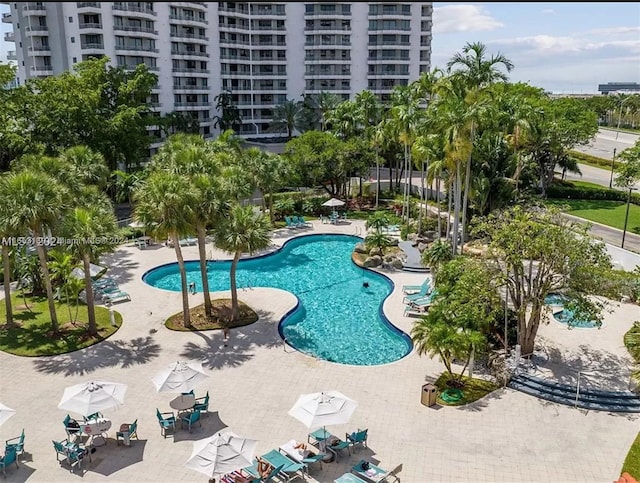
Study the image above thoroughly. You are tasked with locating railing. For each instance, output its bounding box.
[114,26,157,34]
[116,45,158,52]
[77,2,100,8]
[172,68,209,73]
[170,32,208,41]
[81,43,105,49]
[171,50,209,57]
[79,23,102,29]
[24,4,46,12]
[169,14,207,24]
[112,5,156,16]
[173,85,209,90]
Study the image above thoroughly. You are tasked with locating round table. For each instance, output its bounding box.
[80,418,112,447]
[169,394,196,411]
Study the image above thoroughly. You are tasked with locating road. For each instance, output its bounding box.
[572,127,639,160]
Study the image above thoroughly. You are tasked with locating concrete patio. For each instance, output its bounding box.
[0,219,638,482]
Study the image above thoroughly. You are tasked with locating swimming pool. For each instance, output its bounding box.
[544,293,600,329]
[142,234,412,365]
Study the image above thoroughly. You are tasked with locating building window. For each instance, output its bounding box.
[73,56,77,63]
[71,36,75,43]
[69,16,73,22]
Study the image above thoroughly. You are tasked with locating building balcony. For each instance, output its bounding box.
[218,24,250,32]
[24,26,47,35]
[81,42,104,50]
[23,4,47,14]
[112,4,156,17]
[252,25,285,31]
[304,25,351,32]
[77,2,101,8]
[4,31,15,41]
[369,41,411,47]
[171,50,209,57]
[367,56,410,63]
[115,45,159,53]
[27,45,51,55]
[305,41,351,47]
[170,32,208,42]
[119,63,159,71]
[79,22,103,29]
[168,14,207,25]
[172,67,210,74]
[173,85,209,91]
[250,71,287,78]
[218,6,250,15]
[174,101,210,108]
[220,39,250,46]
[114,25,157,35]
[7,50,16,60]
[2,12,12,23]
[30,66,53,76]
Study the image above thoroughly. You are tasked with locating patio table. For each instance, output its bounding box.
[170,394,196,411]
[351,460,388,483]
[79,418,111,447]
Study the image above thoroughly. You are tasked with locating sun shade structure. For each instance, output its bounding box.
[288,390,358,430]
[70,263,107,281]
[185,430,257,478]
[57,381,127,417]
[0,402,16,427]
[322,198,346,208]
[152,361,210,393]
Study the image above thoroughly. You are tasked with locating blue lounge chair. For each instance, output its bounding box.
[180,409,201,432]
[260,449,306,481]
[334,473,368,483]
[295,216,313,228]
[284,216,299,229]
[5,429,25,460]
[402,278,431,295]
[308,428,350,460]
[193,391,210,416]
[346,429,368,452]
[156,408,176,438]
[403,283,433,304]
[238,461,285,483]
[0,446,18,477]
[410,290,438,306]
[53,439,90,471]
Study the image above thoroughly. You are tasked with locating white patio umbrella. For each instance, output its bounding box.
[58,381,127,417]
[185,430,257,479]
[322,198,346,214]
[288,390,358,431]
[0,402,16,427]
[152,361,210,393]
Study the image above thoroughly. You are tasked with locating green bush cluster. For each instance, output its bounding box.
[568,150,621,170]
[547,182,640,206]
[267,192,331,220]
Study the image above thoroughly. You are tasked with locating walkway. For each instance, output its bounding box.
[0,220,638,482]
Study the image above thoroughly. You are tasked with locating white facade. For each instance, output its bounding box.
[2,1,432,139]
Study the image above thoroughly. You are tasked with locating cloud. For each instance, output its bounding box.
[587,26,640,36]
[541,8,555,14]
[433,5,503,34]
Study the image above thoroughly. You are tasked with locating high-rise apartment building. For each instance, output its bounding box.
[2,2,432,140]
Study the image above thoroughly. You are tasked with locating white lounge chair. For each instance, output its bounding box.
[103,291,131,304]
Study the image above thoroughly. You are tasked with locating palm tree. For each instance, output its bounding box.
[135,172,197,327]
[6,170,64,332]
[244,148,287,223]
[269,99,305,140]
[47,250,80,326]
[0,175,15,328]
[213,204,271,322]
[308,91,341,131]
[60,145,110,189]
[327,101,360,140]
[63,202,118,336]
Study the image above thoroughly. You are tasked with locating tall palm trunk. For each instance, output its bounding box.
[418,160,425,234]
[268,189,275,223]
[460,123,475,254]
[230,251,241,321]
[172,232,191,328]
[83,254,97,336]
[2,246,13,328]
[33,226,58,332]
[436,177,442,238]
[196,224,212,317]
[451,160,462,256]
[446,178,452,242]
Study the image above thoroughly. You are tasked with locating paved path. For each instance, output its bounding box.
[0,221,638,482]
[563,213,640,256]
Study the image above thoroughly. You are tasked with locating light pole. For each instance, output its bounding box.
[622,187,638,249]
[609,148,617,189]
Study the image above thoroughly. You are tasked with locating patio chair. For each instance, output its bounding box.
[156,408,176,438]
[193,391,210,416]
[308,428,350,459]
[0,446,18,477]
[63,414,82,441]
[84,412,103,422]
[116,419,138,446]
[380,463,403,483]
[5,429,25,460]
[260,449,306,482]
[345,429,368,452]
[181,389,194,396]
[103,291,131,304]
[237,460,285,483]
[408,290,438,307]
[402,278,431,295]
[402,283,432,304]
[180,409,201,432]
[334,473,368,483]
[284,216,299,229]
[295,216,313,228]
[53,439,89,472]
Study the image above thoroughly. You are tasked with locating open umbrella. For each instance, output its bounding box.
[288,390,358,431]
[322,198,345,214]
[58,381,127,417]
[185,430,257,479]
[0,402,16,427]
[152,361,209,393]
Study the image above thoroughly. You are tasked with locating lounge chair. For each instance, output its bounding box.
[236,460,285,483]
[334,474,368,483]
[103,291,131,304]
[260,449,306,482]
[402,281,432,304]
[409,290,438,306]
[156,408,176,438]
[345,429,368,452]
[5,429,25,461]
[402,278,431,295]
[295,216,313,228]
[380,463,403,483]
[279,440,325,472]
[404,301,430,317]
[284,216,299,229]
[308,428,350,460]
[0,446,18,477]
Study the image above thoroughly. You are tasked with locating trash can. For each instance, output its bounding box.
[421,383,437,407]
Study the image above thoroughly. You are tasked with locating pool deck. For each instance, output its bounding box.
[0,219,639,482]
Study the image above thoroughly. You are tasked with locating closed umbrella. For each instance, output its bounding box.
[185,430,257,479]
[152,361,209,393]
[288,390,357,430]
[0,402,16,427]
[58,381,127,417]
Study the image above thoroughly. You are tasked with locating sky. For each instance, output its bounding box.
[0,2,638,94]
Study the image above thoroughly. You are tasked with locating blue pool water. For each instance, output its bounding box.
[142,234,412,365]
[544,293,599,328]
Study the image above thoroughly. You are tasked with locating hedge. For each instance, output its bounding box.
[547,181,640,206]
[568,150,621,170]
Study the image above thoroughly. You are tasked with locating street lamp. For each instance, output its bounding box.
[609,148,617,189]
[622,187,638,249]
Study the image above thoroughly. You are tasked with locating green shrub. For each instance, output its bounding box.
[547,181,640,206]
[273,198,296,220]
[302,196,329,215]
[568,150,621,170]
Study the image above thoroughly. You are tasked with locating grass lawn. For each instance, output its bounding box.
[165,299,258,331]
[0,293,122,356]
[546,199,640,235]
[434,372,498,406]
[622,431,640,480]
